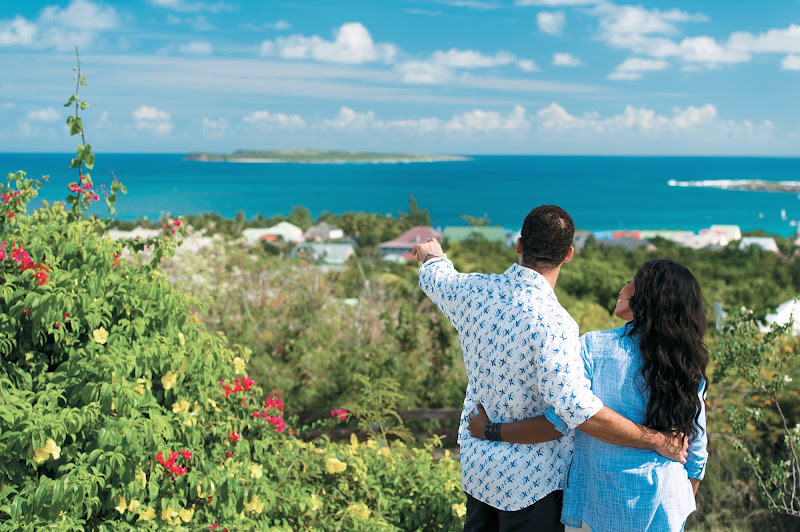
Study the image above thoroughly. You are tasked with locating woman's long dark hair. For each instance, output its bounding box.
[627,259,708,441]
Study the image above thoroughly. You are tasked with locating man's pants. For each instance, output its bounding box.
[463,491,564,532]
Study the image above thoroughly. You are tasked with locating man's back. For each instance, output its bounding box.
[419,259,601,511]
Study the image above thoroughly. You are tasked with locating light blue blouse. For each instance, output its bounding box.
[546,325,708,532]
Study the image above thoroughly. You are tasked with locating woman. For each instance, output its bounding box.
[468,259,708,531]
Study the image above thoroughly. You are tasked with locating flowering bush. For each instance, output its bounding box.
[0,53,464,531]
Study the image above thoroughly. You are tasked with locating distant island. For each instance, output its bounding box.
[185,150,469,164]
[668,179,800,193]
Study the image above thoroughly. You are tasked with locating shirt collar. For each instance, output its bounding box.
[504,263,557,300]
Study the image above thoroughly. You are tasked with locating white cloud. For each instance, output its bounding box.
[243,20,292,31]
[728,24,800,54]
[445,105,529,133]
[608,57,669,80]
[536,102,718,133]
[537,11,566,36]
[552,52,583,67]
[26,107,60,122]
[260,22,397,64]
[1,103,16,110]
[397,48,534,83]
[396,60,453,84]
[432,49,516,68]
[0,16,37,46]
[315,105,529,134]
[242,110,305,129]
[201,117,229,138]
[781,55,800,71]
[132,105,173,135]
[322,107,379,130]
[148,0,232,13]
[0,0,119,51]
[439,1,502,10]
[178,40,213,54]
[678,36,749,64]
[515,0,599,5]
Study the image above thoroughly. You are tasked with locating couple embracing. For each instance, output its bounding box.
[414,205,707,532]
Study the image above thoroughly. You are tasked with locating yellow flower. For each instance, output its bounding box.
[452,503,466,518]
[244,495,264,514]
[137,507,156,522]
[128,499,140,513]
[161,507,179,524]
[136,468,147,489]
[350,432,359,449]
[365,439,377,450]
[326,458,347,474]
[92,327,109,344]
[178,332,185,346]
[310,494,321,512]
[378,447,391,458]
[250,464,263,479]
[33,447,50,463]
[179,507,194,523]
[172,398,190,413]
[115,496,127,514]
[44,439,61,460]
[233,357,246,374]
[348,502,371,520]
[161,371,177,390]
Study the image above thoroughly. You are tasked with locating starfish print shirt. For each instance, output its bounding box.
[419,259,603,511]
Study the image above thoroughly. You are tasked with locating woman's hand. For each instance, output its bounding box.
[468,402,490,439]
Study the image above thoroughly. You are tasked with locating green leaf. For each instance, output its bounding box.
[80,101,89,111]
[69,116,83,136]
[64,95,77,107]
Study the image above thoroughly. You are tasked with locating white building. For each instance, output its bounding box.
[739,237,779,253]
[242,221,304,244]
[304,222,345,242]
[290,242,356,265]
[759,298,800,336]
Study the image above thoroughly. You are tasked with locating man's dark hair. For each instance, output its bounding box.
[520,205,575,270]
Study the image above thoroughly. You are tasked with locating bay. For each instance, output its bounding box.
[3,153,800,236]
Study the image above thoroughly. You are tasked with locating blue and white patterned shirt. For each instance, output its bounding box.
[546,326,708,531]
[419,259,604,511]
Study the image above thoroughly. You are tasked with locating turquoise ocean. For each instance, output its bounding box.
[3,154,800,236]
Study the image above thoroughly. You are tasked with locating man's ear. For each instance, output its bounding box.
[516,238,522,255]
[563,246,575,263]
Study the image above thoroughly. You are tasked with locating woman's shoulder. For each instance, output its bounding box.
[580,324,630,346]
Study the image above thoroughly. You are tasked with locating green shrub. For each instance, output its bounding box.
[0,54,464,531]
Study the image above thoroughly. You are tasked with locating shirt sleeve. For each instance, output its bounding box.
[685,380,709,480]
[545,333,597,435]
[537,324,603,430]
[417,258,480,331]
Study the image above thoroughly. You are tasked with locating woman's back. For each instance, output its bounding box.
[560,326,707,532]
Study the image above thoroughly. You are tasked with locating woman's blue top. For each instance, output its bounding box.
[546,325,707,532]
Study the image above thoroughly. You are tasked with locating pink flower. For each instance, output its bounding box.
[331,409,348,422]
[81,183,92,190]
[227,431,241,443]
[181,449,192,460]
[54,323,61,329]
[69,184,81,192]
[63,313,69,319]
[173,220,181,227]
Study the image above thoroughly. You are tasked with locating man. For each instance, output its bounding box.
[413,205,686,532]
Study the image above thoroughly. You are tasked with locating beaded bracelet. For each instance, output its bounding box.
[485,422,503,442]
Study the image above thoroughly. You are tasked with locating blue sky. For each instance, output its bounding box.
[1,0,799,155]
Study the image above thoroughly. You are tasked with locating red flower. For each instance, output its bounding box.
[227,451,233,458]
[181,449,192,460]
[227,431,241,443]
[69,184,81,192]
[7,212,13,218]
[63,313,69,319]
[209,524,219,530]
[54,323,61,329]
[173,220,181,227]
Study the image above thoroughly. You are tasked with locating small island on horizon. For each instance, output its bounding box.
[185,149,469,164]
